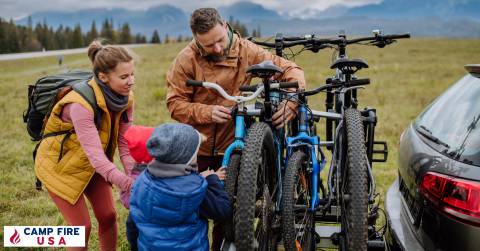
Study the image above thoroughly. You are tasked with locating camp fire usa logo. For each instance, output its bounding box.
[3,226,85,247]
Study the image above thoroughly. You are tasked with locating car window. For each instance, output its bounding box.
[415,74,480,166]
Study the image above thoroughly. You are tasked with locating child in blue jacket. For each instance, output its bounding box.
[128,123,232,251]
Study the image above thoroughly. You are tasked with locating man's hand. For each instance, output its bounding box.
[272,100,298,129]
[212,105,232,123]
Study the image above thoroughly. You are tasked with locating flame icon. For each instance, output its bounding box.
[9,229,20,244]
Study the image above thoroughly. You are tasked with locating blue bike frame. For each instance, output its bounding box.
[286,104,326,211]
[221,114,247,167]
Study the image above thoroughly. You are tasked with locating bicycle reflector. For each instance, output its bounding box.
[419,172,480,225]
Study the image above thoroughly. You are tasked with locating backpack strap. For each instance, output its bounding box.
[72,81,102,130]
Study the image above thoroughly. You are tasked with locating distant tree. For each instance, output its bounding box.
[101,18,115,43]
[135,33,147,44]
[164,33,170,44]
[64,26,73,48]
[110,18,117,43]
[251,26,262,38]
[230,18,248,37]
[134,33,142,44]
[176,35,183,43]
[0,18,20,53]
[150,30,161,43]
[119,23,132,44]
[54,25,67,49]
[20,19,41,51]
[27,16,33,30]
[48,26,58,49]
[71,24,84,48]
[35,20,54,50]
[6,19,22,52]
[0,19,6,53]
[86,21,98,44]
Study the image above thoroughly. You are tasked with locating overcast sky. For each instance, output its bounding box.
[0,0,382,20]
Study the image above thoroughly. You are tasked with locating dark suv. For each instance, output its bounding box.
[385,65,480,251]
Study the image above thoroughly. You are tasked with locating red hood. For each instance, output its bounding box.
[125,125,154,164]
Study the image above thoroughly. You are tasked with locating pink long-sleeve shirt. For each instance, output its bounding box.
[60,103,135,192]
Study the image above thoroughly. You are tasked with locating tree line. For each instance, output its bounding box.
[228,16,261,38]
[0,16,260,54]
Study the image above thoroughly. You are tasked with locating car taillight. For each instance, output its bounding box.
[419,172,480,225]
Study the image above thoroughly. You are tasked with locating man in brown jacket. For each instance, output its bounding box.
[166,7,306,250]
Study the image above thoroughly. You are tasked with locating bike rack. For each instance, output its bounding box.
[372,141,388,162]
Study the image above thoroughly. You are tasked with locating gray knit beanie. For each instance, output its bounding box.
[146,123,201,165]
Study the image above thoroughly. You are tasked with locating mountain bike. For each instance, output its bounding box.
[185,79,261,243]
[232,61,299,251]
[186,73,298,251]
[251,30,410,250]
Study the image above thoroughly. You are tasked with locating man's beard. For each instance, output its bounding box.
[204,48,229,62]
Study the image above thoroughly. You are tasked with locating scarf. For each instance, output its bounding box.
[147,160,199,178]
[94,75,129,112]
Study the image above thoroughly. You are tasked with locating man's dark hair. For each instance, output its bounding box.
[190,8,223,35]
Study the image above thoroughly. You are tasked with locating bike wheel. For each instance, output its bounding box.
[224,153,241,241]
[340,108,369,251]
[235,122,276,251]
[282,151,315,251]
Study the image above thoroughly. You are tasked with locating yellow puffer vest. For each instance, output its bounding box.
[34,78,134,205]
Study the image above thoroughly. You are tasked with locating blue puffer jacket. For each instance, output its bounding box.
[129,170,209,251]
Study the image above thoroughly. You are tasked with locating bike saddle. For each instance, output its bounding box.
[330,58,369,74]
[247,60,283,79]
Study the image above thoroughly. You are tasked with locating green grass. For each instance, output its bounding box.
[0,38,479,249]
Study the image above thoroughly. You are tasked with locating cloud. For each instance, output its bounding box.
[0,0,382,20]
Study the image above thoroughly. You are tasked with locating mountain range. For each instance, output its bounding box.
[14,0,480,38]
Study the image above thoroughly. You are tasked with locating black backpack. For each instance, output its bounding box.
[24,70,102,141]
[23,70,102,190]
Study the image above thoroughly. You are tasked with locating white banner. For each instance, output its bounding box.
[3,226,85,247]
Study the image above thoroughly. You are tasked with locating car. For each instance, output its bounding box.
[385,64,480,251]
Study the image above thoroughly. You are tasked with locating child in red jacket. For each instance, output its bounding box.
[120,125,155,209]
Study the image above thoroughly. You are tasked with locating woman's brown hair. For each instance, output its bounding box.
[87,40,133,75]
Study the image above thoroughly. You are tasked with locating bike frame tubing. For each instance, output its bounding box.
[286,104,326,211]
[269,90,287,209]
[222,114,247,167]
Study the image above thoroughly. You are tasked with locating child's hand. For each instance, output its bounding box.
[200,170,215,178]
[215,167,226,181]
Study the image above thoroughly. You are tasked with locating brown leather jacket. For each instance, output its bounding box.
[166,33,306,157]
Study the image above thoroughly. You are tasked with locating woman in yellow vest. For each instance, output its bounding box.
[35,40,136,250]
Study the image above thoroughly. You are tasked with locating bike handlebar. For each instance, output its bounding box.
[251,39,307,49]
[251,32,411,51]
[302,78,370,96]
[187,80,265,103]
[347,33,410,44]
[186,79,203,87]
[239,81,299,92]
[344,78,370,87]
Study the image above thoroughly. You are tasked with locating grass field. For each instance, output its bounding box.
[0,38,479,250]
